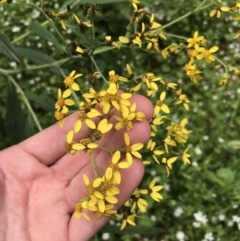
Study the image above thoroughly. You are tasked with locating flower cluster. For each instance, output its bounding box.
[51,0,194,229]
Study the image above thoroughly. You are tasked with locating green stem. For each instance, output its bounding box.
[6,75,42,132]
[162,1,214,30]
[164,33,187,40]
[91,152,98,178]
[215,57,228,73]
[0,46,117,75]
[90,56,109,84]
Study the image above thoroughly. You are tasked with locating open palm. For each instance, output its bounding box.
[0,95,153,241]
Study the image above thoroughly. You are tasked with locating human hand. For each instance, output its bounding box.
[0,95,153,241]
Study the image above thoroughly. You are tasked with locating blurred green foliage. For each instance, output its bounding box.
[0,0,240,240]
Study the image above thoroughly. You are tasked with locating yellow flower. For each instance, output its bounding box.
[219,74,228,85]
[128,189,148,213]
[180,146,191,165]
[162,156,177,176]
[210,6,230,18]
[196,46,219,63]
[0,0,8,4]
[163,135,176,153]
[186,68,202,83]
[186,31,204,48]
[105,36,120,49]
[100,83,131,114]
[124,133,144,165]
[154,91,170,115]
[108,70,127,86]
[141,178,164,202]
[73,13,92,27]
[146,139,164,164]
[55,88,75,113]
[116,213,136,230]
[114,105,135,131]
[109,150,130,184]
[65,130,78,155]
[74,200,90,220]
[63,70,82,91]
[74,109,100,133]
[54,110,66,128]
[83,174,102,203]
[149,14,161,29]
[92,118,113,142]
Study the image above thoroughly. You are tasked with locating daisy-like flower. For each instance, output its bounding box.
[175,88,190,111]
[129,189,148,213]
[108,150,130,184]
[140,178,164,202]
[72,137,98,153]
[196,46,219,63]
[130,0,140,10]
[74,200,90,220]
[167,118,191,144]
[114,105,135,131]
[124,133,144,165]
[100,83,132,114]
[63,70,82,91]
[65,130,81,155]
[149,14,161,29]
[186,31,204,48]
[154,91,170,115]
[94,204,117,218]
[163,135,176,153]
[54,110,66,128]
[210,6,230,18]
[142,73,161,95]
[108,70,128,86]
[74,108,101,133]
[116,213,136,230]
[146,139,164,164]
[150,115,166,131]
[55,88,75,113]
[162,156,178,176]
[92,118,113,142]
[83,174,102,204]
[180,146,191,165]
[105,36,120,49]
[73,13,93,28]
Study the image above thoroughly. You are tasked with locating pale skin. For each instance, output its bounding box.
[0,95,153,241]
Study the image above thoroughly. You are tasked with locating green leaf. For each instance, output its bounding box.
[100,225,164,234]
[0,32,26,67]
[26,94,55,112]
[24,113,36,139]
[205,170,225,187]
[14,46,64,75]
[6,80,25,145]
[79,0,129,4]
[216,168,235,183]
[28,21,62,50]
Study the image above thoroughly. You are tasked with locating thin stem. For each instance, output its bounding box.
[6,75,42,132]
[164,32,187,40]
[0,46,117,75]
[91,152,98,178]
[162,1,214,30]
[90,56,109,84]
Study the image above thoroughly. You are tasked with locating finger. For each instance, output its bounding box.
[64,117,151,203]
[51,95,153,182]
[18,113,91,166]
[68,157,145,241]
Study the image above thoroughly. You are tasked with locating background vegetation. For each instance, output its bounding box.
[0,0,240,240]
